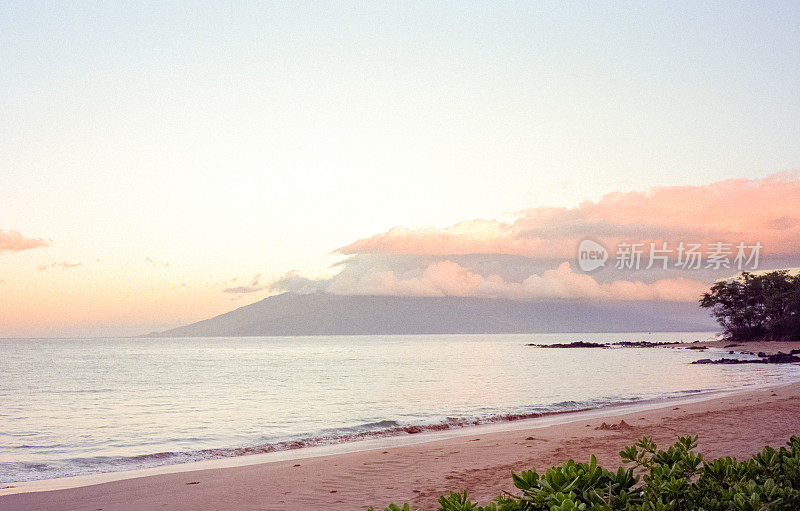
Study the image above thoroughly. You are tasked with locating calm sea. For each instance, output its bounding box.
[1,332,798,483]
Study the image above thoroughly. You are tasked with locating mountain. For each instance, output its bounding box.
[146,292,717,337]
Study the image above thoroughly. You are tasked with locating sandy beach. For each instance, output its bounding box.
[2,372,799,511]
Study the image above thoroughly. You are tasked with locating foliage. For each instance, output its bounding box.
[369,435,800,511]
[699,270,800,341]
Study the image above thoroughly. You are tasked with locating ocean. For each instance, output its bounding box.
[2,332,798,484]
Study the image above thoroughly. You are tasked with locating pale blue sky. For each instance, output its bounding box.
[1,1,799,336]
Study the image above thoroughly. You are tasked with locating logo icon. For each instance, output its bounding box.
[577,239,608,272]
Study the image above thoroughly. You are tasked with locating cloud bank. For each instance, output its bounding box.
[272,260,707,302]
[270,173,800,303]
[339,173,800,258]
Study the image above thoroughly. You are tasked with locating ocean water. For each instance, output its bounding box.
[1,332,799,484]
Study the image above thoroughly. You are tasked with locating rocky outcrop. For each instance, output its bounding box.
[692,352,800,365]
[526,341,608,348]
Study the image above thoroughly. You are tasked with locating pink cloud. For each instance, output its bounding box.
[339,219,559,258]
[338,172,800,258]
[325,260,706,302]
[0,230,49,253]
[577,172,800,243]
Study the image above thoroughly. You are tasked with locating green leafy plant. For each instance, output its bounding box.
[369,435,800,511]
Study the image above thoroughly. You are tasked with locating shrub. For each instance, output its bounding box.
[369,435,800,511]
[699,270,800,342]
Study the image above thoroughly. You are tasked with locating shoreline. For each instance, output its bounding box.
[3,336,794,492]
[0,334,735,489]
[0,377,790,495]
[0,383,769,492]
[2,378,800,510]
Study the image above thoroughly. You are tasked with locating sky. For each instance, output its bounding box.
[1,1,800,337]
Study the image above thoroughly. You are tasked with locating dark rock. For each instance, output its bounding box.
[758,352,767,358]
[765,352,800,363]
[686,346,708,350]
[790,349,800,355]
[613,341,681,347]
[692,353,800,364]
[691,358,749,364]
[529,341,609,348]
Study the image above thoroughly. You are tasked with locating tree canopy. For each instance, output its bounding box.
[700,270,800,341]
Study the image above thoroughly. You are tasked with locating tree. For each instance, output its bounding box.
[700,270,800,341]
